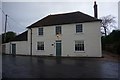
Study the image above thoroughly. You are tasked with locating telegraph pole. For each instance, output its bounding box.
[4,14,7,43]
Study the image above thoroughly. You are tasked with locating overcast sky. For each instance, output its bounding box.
[1,0,120,34]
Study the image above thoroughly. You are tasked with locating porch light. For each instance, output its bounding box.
[56,33,60,38]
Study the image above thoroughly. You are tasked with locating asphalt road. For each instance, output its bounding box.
[0,54,2,79]
[2,54,119,79]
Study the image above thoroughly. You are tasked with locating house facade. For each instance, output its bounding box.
[28,21,102,57]
[2,2,102,57]
[2,11,102,57]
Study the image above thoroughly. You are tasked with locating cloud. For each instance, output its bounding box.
[2,0,120,2]
[2,1,118,34]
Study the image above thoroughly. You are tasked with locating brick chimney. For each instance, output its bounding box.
[94,1,98,18]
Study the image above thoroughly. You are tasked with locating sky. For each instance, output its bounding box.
[1,0,120,34]
[118,1,120,29]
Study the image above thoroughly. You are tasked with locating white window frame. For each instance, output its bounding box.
[56,26,62,35]
[76,24,83,33]
[37,42,44,50]
[75,40,84,52]
[38,27,43,35]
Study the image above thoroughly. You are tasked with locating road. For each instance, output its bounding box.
[2,53,120,79]
[0,54,2,79]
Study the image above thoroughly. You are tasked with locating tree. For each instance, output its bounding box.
[100,15,116,36]
[101,30,120,54]
[2,31,16,43]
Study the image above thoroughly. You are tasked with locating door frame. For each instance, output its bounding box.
[11,43,16,55]
[56,40,62,57]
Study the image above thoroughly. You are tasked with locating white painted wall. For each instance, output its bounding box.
[11,41,29,55]
[3,41,29,55]
[30,21,102,57]
[3,43,11,54]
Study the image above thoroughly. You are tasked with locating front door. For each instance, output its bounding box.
[12,44,16,55]
[56,40,62,56]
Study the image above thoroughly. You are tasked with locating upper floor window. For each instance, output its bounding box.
[38,27,43,35]
[76,24,83,33]
[37,42,44,50]
[56,26,61,35]
[75,40,84,51]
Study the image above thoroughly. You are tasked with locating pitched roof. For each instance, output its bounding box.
[27,11,101,28]
[12,31,28,41]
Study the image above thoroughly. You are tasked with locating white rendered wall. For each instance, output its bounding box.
[30,21,102,57]
[3,41,29,55]
[11,41,29,55]
[4,43,10,54]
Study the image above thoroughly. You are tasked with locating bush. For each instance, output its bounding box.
[101,30,120,55]
[113,40,120,54]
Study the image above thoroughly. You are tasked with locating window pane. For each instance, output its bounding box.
[56,26,61,35]
[76,24,83,33]
[38,28,43,35]
[75,40,84,51]
[37,42,44,50]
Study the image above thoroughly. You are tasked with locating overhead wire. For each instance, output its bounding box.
[0,8,26,33]
[7,15,26,29]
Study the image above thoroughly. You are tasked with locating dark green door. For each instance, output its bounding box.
[56,40,62,56]
[12,44,16,55]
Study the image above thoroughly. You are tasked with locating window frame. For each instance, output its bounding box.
[76,24,83,33]
[56,26,62,35]
[37,41,44,50]
[38,27,43,35]
[75,40,84,52]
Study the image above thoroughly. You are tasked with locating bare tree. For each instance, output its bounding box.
[100,15,116,36]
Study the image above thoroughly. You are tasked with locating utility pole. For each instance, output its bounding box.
[4,14,7,43]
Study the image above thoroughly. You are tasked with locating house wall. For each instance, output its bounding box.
[2,43,11,54]
[11,41,29,55]
[3,41,29,55]
[29,21,102,57]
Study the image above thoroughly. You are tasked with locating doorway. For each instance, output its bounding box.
[56,40,62,56]
[11,44,16,55]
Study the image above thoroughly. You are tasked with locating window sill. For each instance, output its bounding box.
[37,50,45,52]
[38,35,44,36]
[55,34,62,36]
[74,32,84,35]
[74,51,85,53]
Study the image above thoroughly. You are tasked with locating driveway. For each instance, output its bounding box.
[2,53,119,79]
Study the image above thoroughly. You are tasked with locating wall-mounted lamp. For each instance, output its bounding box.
[56,33,60,38]
[51,44,54,46]
[51,43,55,47]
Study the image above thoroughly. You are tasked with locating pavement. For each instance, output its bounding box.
[0,54,2,79]
[2,52,120,79]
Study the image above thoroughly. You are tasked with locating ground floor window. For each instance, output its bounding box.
[37,42,44,50]
[75,40,84,51]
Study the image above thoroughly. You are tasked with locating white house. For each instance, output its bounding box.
[2,2,102,57]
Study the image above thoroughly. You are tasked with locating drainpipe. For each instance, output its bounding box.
[30,28,32,56]
[10,42,11,54]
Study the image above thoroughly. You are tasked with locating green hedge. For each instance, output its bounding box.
[101,30,120,54]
